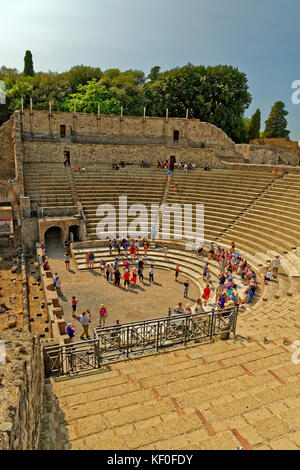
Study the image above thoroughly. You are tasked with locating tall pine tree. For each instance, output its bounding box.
[263,101,290,139]
[248,109,261,141]
[24,50,34,77]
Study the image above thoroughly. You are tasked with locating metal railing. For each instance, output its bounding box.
[44,306,239,377]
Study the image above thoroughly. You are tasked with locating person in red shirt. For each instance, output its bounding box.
[124,269,130,290]
[144,242,148,257]
[130,245,136,260]
[131,269,137,287]
[72,296,78,317]
[203,284,211,306]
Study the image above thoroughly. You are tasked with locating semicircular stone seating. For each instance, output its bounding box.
[72,243,262,310]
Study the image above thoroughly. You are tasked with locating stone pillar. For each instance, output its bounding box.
[48,101,53,136]
[120,106,123,135]
[97,104,101,135]
[20,196,31,218]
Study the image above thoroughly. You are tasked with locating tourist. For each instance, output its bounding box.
[174,302,184,315]
[174,182,178,192]
[184,280,190,299]
[115,268,121,287]
[43,259,50,271]
[109,263,114,281]
[149,265,154,283]
[135,240,140,257]
[124,269,131,290]
[168,169,172,181]
[71,296,78,317]
[195,298,205,313]
[80,165,86,173]
[66,323,76,342]
[130,244,136,260]
[219,272,226,287]
[89,252,95,270]
[218,293,226,310]
[203,263,209,281]
[184,304,192,315]
[99,304,108,327]
[85,252,90,269]
[203,284,211,306]
[175,265,180,282]
[106,264,110,282]
[138,265,144,283]
[41,243,46,255]
[113,233,117,250]
[184,163,188,174]
[273,255,280,279]
[143,241,148,257]
[53,272,58,284]
[108,240,113,256]
[131,268,137,287]
[163,245,168,261]
[100,259,106,276]
[55,277,62,296]
[65,253,70,270]
[80,311,91,340]
[208,243,215,260]
[74,164,79,172]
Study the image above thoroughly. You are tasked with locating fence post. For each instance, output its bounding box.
[156,321,160,352]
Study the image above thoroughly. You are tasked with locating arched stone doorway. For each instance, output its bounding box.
[44,227,65,258]
[69,225,80,243]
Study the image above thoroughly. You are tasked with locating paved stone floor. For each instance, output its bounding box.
[46,240,200,334]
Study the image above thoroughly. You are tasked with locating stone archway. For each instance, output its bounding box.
[44,226,65,246]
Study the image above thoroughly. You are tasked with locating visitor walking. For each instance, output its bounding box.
[124,269,131,290]
[149,265,154,283]
[65,253,70,270]
[55,277,62,297]
[71,296,78,317]
[80,311,91,340]
[175,265,180,282]
[163,245,168,261]
[184,280,190,298]
[203,284,211,306]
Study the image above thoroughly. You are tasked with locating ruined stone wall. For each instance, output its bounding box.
[236,144,300,166]
[0,119,15,181]
[0,331,43,450]
[23,141,226,167]
[250,138,299,149]
[20,110,235,150]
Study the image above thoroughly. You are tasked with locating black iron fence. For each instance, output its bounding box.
[44,306,239,377]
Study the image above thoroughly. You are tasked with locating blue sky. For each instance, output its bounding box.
[1,0,300,139]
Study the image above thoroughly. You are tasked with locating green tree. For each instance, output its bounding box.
[32,73,71,110]
[147,66,161,82]
[248,109,261,141]
[24,50,34,77]
[263,101,290,139]
[143,64,251,141]
[100,69,146,116]
[6,77,33,112]
[60,79,121,114]
[60,65,103,92]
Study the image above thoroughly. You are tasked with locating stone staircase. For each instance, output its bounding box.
[47,293,300,450]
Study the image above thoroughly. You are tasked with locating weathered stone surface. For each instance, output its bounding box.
[0,331,43,450]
